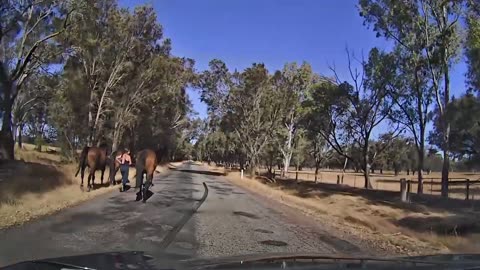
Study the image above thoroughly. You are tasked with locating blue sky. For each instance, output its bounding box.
[119,0,468,120]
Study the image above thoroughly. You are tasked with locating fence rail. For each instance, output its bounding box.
[382,178,480,201]
[269,168,480,201]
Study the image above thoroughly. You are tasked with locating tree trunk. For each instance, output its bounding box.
[417,148,425,194]
[88,126,95,147]
[17,124,23,149]
[394,167,399,176]
[0,83,14,160]
[295,164,299,181]
[441,150,449,197]
[283,154,291,177]
[112,139,119,154]
[249,158,257,178]
[128,128,135,155]
[87,88,94,146]
[364,164,372,189]
[440,114,450,197]
[314,163,319,183]
[341,157,348,183]
[440,39,451,198]
[380,168,383,174]
[407,169,410,175]
[363,146,373,189]
[12,124,17,145]
[112,122,122,153]
[282,123,295,176]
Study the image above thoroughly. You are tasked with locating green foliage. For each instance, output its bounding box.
[374,136,412,174]
[3,0,478,194]
[359,0,464,195]
[466,11,480,91]
[198,59,232,128]
[272,62,315,172]
[429,94,480,166]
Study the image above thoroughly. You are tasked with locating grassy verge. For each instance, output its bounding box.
[204,164,480,255]
[0,145,169,229]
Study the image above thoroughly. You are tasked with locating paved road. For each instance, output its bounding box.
[0,163,363,267]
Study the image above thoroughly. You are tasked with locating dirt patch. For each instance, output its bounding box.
[344,216,378,231]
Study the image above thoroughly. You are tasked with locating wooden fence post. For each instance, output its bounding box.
[295,170,299,181]
[400,178,407,202]
[466,179,470,201]
[337,175,340,184]
[407,180,411,202]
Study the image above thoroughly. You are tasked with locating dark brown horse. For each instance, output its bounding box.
[135,149,158,203]
[75,143,108,191]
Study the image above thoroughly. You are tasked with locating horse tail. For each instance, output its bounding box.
[75,146,89,177]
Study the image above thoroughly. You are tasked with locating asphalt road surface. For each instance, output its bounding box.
[0,163,363,267]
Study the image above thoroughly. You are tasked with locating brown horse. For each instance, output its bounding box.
[135,149,158,203]
[108,149,122,185]
[75,143,108,191]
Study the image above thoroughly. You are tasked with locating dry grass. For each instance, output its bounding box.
[266,168,480,200]
[206,164,480,254]
[0,145,169,229]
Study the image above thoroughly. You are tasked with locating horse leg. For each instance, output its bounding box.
[142,172,153,203]
[113,166,119,185]
[101,167,105,185]
[135,170,144,202]
[87,172,92,192]
[88,167,96,191]
[80,165,86,187]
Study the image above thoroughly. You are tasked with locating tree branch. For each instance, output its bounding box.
[11,8,74,82]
